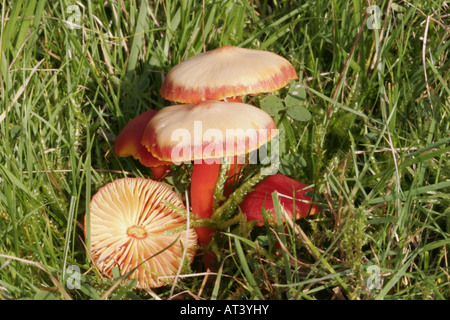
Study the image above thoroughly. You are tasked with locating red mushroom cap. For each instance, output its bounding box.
[115,109,172,167]
[141,100,278,164]
[160,46,298,103]
[240,174,320,226]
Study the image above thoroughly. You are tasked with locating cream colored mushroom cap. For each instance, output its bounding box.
[89,177,197,289]
[160,45,298,103]
[141,100,278,164]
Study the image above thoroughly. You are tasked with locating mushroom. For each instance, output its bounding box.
[141,100,278,247]
[160,45,298,103]
[88,177,197,289]
[240,174,320,226]
[115,109,171,181]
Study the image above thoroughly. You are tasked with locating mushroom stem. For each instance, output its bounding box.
[190,159,221,246]
[150,165,171,181]
[191,157,244,246]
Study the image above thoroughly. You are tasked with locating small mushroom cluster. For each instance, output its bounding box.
[88,46,320,289]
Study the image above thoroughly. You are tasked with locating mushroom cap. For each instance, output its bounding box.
[240,174,320,226]
[141,100,278,164]
[115,110,172,167]
[160,45,298,103]
[89,177,197,288]
[114,110,171,167]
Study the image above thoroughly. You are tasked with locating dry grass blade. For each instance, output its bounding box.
[0,59,43,124]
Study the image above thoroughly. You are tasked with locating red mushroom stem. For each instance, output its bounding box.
[191,155,243,247]
[190,157,243,271]
[150,165,171,181]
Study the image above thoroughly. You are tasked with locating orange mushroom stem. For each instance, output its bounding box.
[240,174,320,226]
[190,159,221,247]
[149,164,171,181]
[115,109,172,181]
[191,155,244,247]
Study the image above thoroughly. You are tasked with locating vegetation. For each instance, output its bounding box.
[0,0,449,300]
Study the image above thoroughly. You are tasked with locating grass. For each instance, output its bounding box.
[0,0,449,300]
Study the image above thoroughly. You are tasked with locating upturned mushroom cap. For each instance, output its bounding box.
[115,109,171,168]
[240,174,320,226]
[141,100,278,164]
[160,45,298,103]
[89,177,197,289]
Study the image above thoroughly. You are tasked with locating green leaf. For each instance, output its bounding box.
[10,125,22,140]
[279,152,307,176]
[79,283,102,300]
[285,83,306,106]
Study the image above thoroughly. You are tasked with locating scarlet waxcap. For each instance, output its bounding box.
[240,174,320,226]
[115,110,172,167]
[160,46,298,103]
[141,100,278,164]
